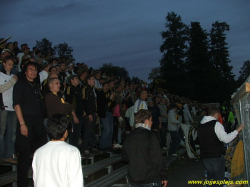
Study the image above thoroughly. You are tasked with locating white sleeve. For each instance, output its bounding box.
[214,122,238,143]
[32,153,37,185]
[68,149,84,187]
[134,100,139,113]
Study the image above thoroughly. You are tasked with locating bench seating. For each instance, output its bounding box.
[85,166,127,187]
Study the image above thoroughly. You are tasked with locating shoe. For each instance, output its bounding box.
[3,158,18,164]
[113,143,123,149]
[172,154,178,157]
[163,147,168,150]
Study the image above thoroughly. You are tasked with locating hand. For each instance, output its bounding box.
[20,125,28,137]
[83,111,86,117]
[89,115,93,122]
[162,180,168,187]
[74,116,79,124]
[236,124,245,132]
[13,75,18,81]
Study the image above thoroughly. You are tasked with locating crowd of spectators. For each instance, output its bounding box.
[0,37,238,186]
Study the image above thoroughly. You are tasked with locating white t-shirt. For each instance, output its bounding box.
[32,141,84,187]
[39,70,48,85]
[0,72,14,111]
[133,99,148,113]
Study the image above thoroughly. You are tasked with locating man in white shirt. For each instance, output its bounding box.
[134,90,148,114]
[39,61,52,84]
[198,107,244,185]
[32,114,83,187]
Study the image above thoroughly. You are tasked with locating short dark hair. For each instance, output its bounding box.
[86,74,94,81]
[135,109,152,124]
[35,50,41,56]
[23,61,38,73]
[2,56,15,64]
[208,107,220,116]
[46,114,72,140]
[48,66,57,72]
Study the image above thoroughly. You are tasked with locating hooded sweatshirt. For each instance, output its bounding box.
[200,116,238,143]
[183,104,193,124]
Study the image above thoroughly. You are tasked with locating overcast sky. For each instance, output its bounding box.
[1,0,250,81]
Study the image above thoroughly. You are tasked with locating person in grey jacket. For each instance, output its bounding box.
[183,104,193,125]
[168,104,181,156]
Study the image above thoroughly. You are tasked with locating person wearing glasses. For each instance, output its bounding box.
[13,61,47,187]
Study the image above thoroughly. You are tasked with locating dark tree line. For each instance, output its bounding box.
[152,12,242,103]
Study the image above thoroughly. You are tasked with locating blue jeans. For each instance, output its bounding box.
[0,110,17,159]
[129,181,162,187]
[99,112,113,148]
[202,155,225,187]
[169,130,181,154]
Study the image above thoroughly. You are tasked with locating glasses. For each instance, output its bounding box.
[27,68,37,72]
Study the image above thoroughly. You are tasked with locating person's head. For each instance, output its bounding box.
[86,75,95,87]
[46,114,72,141]
[20,44,27,51]
[42,61,52,72]
[170,103,178,111]
[139,90,148,101]
[77,68,88,80]
[160,98,166,105]
[1,49,11,59]
[67,63,74,71]
[48,77,60,92]
[23,61,38,81]
[68,75,79,86]
[129,83,134,90]
[108,80,115,89]
[135,109,153,127]
[23,46,30,55]
[35,50,42,57]
[2,56,15,72]
[32,47,38,52]
[94,71,101,80]
[154,96,160,104]
[147,97,154,107]
[13,41,18,48]
[48,66,58,74]
[6,42,13,51]
[208,107,220,120]
[60,61,67,72]
[102,82,109,92]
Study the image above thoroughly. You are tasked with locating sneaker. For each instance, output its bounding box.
[113,143,123,149]
[172,154,178,157]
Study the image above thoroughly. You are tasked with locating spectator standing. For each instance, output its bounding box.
[133,90,148,114]
[183,104,193,125]
[168,104,181,156]
[82,75,98,156]
[32,114,83,187]
[0,56,17,164]
[97,82,115,151]
[122,109,168,187]
[198,107,244,186]
[13,61,47,186]
[159,98,168,148]
[39,62,52,85]
[65,75,84,148]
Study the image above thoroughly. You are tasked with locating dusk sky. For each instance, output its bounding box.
[2,0,250,81]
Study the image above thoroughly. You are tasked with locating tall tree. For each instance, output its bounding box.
[210,21,235,102]
[159,12,190,96]
[186,22,218,102]
[54,42,75,61]
[35,38,54,55]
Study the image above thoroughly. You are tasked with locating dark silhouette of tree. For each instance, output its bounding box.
[35,38,54,55]
[238,60,250,82]
[99,63,129,79]
[185,22,218,102]
[54,42,75,61]
[210,21,235,102]
[159,12,190,96]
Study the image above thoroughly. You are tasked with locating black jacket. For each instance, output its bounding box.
[122,127,167,184]
[96,90,110,118]
[82,85,96,116]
